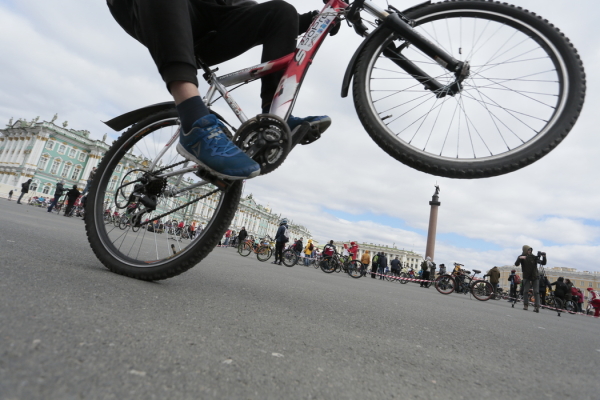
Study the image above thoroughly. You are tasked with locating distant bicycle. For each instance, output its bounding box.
[435,269,494,301]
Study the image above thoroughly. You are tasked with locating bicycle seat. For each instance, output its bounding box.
[472,269,481,274]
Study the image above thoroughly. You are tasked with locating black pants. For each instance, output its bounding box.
[274,241,285,263]
[420,270,430,287]
[108,0,298,110]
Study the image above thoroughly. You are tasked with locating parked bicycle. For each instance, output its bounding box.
[85,0,586,280]
[319,251,364,279]
[435,268,494,301]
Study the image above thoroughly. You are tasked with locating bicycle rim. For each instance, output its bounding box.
[355,1,584,177]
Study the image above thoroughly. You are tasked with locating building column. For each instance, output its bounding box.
[425,186,441,262]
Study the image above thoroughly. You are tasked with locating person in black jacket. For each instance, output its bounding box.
[538,274,551,306]
[237,227,248,248]
[64,185,81,217]
[549,277,568,314]
[16,179,32,204]
[515,245,546,312]
[271,219,289,265]
[378,253,388,280]
[47,181,65,212]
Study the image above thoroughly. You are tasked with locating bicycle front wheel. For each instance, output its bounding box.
[281,249,298,267]
[256,246,272,262]
[84,108,242,281]
[435,275,456,295]
[471,280,494,301]
[353,0,585,178]
[399,272,409,284]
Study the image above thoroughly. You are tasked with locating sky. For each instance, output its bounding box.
[1,0,599,272]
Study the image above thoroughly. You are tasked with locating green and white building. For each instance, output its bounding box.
[0,116,313,241]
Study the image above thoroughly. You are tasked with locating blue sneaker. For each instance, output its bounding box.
[287,115,332,134]
[176,114,260,180]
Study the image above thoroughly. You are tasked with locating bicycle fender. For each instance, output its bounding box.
[341,23,390,98]
[103,101,175,132]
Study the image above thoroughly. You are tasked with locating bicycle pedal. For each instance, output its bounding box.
[194,169,232,190]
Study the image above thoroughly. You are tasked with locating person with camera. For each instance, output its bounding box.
[515,245,547,312]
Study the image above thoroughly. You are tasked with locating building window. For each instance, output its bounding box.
[71,167,82,181]
[58,144,66,154]
[69,149,77,158]
[42,185,51,194]
[29,182,39,192]
[108,176,118,191]
[46,141,54,150]
[38,156,49,170]
[61,164,72,178]
[590,282,593,287]
[50,159,61,175]
[78,153,86,162]
[115,164,122,173]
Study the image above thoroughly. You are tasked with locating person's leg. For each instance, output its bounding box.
[17,192,24,204]
[532,278,540,311]
[522,279,531,309]
[195,0,298,112]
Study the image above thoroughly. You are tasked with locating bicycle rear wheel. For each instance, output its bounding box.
[347,260,364,279]
[320,258,336,274]
[281,249,297,267]
[239,243,252,257]
[471,280,494,301]
[256,246,272,262]
[399,272,409,284]
[84,108,242,281]
[353,0,585,178]
[435,275,456,295]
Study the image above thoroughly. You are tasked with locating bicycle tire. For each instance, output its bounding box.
[435,274,456,295]
[399,272,409,284]
[281,249,297,267]
[471,280,494,301]
[256,246,272,262]
[347,260,364,279]
[320,258,336,274]
[239,243,252,257]
[84,108,242,281]
[352,0,585,178]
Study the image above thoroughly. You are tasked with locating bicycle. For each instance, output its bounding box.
[85,0,586,280]
[239,237,274,262]
[320,251,364,278]
[434,268,494,301]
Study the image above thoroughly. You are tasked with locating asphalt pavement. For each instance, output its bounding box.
[1,199,599,400]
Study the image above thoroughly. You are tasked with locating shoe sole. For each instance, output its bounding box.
[290,117,332,136]
[176,143,260,181]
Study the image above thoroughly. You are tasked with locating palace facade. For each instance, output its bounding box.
[333,241,423,268]
[0,116,313,241]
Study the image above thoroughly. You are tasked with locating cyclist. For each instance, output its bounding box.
[106,0,331,180]
[586,287,600,318]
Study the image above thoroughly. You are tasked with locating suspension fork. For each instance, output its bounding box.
[361,0,470,96]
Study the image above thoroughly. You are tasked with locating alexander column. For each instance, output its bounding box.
[425,185,441,261]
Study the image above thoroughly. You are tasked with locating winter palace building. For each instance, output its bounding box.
[0,116,312,241]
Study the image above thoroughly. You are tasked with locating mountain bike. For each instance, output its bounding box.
[434,269,494,301]
[85,0,586,280]
[320,252,364,278]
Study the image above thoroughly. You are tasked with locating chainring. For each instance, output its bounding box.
[233,114,291,176]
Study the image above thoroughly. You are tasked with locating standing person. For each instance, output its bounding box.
[82,167,97,196]
[371,252,379,279]
[565,279,574,304]
[63,185,81,216]
[538,273,551,306]
[585,287,600,318]
[420,256,432,288]
[8,189,13,200]
[106,0,331,181]
[390,256,401,277]
[271,219,289,265]
[237,226,247,248]
[507,269,519,307]
[515,245,546,312]
[304,239,314,266]
[16,179,32,204]
[486,266,501,299]
[224,229,232,246]
[378,253,387,280]
[294,237,304,256]
[576,287,584,313]
[47,181,65,212]
[361,250,370,272]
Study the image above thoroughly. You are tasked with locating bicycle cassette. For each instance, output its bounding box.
[233,114,291,176]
